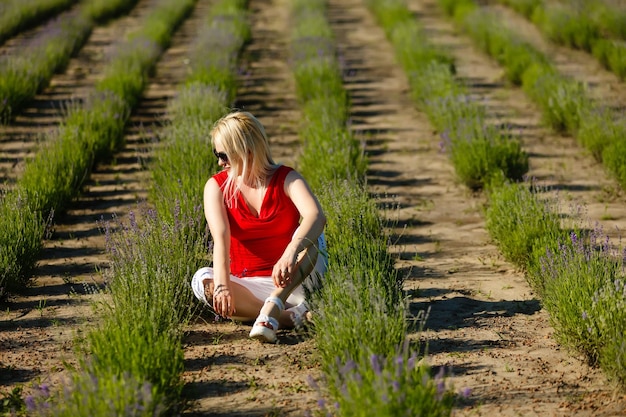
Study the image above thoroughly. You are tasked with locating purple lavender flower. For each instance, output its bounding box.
[25,395,36,411]
[340,359,356,376]
[407,352,417,370]
[129,211,137,230]
[38,383,50,397]
[370,354,382,375]
[392,380,400,392]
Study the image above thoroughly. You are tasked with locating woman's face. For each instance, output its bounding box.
[213,143,230,170]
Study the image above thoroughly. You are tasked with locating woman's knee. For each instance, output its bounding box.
[191,267,213,304]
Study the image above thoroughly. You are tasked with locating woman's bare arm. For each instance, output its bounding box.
[272,170,326,284]
[204,178,235,317]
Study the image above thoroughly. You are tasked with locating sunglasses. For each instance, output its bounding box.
[213,149,229,163]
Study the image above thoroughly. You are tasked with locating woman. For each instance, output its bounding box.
[191,111,327,343]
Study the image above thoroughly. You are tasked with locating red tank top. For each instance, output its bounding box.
[213,165,300,277]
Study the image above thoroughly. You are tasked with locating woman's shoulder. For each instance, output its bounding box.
[211,169,229,184]
[273,165,298,183]
[276,164,292,173]
[280,165,305,180]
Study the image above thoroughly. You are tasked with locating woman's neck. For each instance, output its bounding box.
[238,164,278,189]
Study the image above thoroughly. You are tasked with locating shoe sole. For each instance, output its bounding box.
[249,326,277,343]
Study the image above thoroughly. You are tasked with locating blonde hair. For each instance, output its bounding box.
[211,111,276,207]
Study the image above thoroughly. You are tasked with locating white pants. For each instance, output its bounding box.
[191,233,327,311]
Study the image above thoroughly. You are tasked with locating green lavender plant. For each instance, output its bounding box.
[0,12,92,120]
[587,278,626,384]
[0,193,47,300]
[522,65,589,133]
[310,345,457,417]
[484,179,563,293]
[592,39,626,81]
[0,0,194,298]
[534,3,599,51]
[541,227,623,364]
[24,372,166,416]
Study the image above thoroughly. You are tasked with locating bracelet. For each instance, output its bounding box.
[213,285,229,297]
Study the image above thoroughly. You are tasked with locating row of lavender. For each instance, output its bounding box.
[369,0,625,387]
[0,0,143,300]
[23,0,252,414]
[288,0,459,415]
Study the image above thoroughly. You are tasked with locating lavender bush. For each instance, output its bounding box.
[0,192,49,301]
[533,3,599,51]
[601,136,626,190]
[592,39,626,81]
[498,0,541,19]
[0,0,143,122]
[541,227,624,365]
[499,0,626,80]
[588,278,626,384]
[24,372,165,416]
[484,179,563,288]
[453,0,626,190]
[75,202,208,413]
[289,0,365,188]
[309,347,457,417]
[576,106,625,162]
[0,11,92,120]
[522,66,589,133]
[459,9,548,85]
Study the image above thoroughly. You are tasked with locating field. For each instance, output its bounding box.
[2,0,626,415]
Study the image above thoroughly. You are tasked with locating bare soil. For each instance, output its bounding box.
[2,0,626,416]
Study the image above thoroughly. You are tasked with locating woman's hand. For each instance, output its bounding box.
[273,267,290,288]
[272,246,299,288]
[272,262,291,288]
[209,282,235,317]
